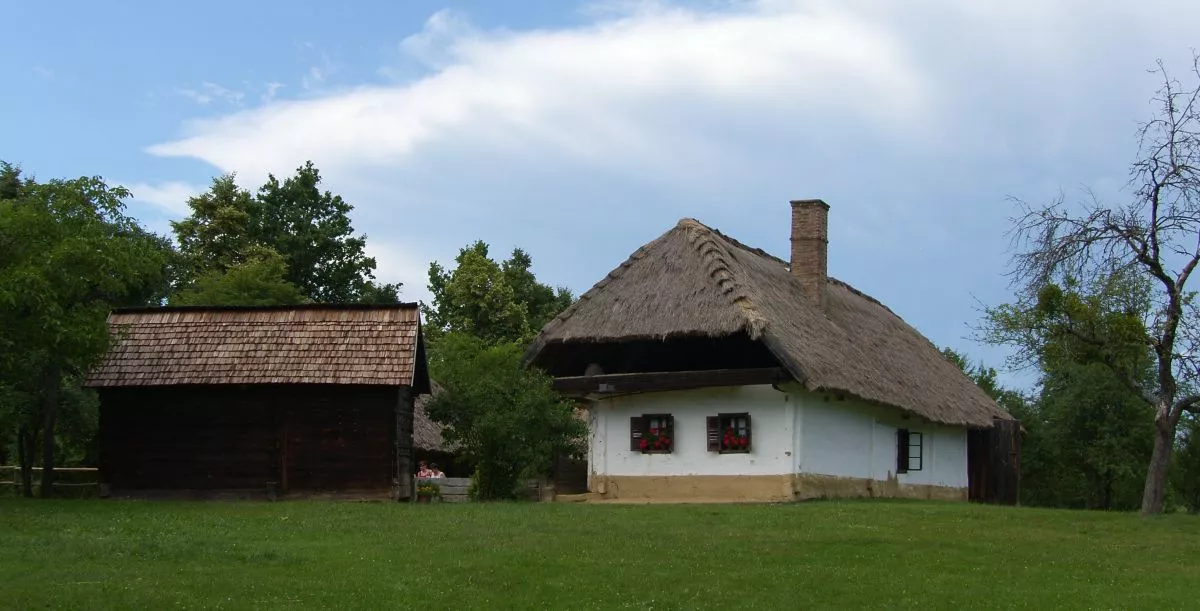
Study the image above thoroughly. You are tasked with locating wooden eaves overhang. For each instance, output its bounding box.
[551,367,791,399]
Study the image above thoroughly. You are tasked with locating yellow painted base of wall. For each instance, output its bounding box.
[594,474,795,502]
[591,473,967,503]
[792,473,967,502]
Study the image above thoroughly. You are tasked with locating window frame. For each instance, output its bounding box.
[630,413,674,454]
[708,412,752,454]
[896,428,923,473]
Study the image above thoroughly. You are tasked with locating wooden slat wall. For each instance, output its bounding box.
[99,385,400,492]
[966,419,1021,506]
[395,387,415,500]
[420,477,471,502]
[416,477,546,502]
[990,418,1021,506]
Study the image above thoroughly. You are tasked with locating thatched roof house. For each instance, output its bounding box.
[85,304,431,499]
[524,200,1019,504]
[526,209,1009,429]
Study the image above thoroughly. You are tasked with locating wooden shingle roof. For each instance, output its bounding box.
[84,304,429,391]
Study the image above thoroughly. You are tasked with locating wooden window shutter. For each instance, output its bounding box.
[744,413,752,450]
[896,428,910,474]
[630,416,645,452]
[706,416,720,452]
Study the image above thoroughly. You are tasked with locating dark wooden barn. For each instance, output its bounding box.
[83,304,431,500]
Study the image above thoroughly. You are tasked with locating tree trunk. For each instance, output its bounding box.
[39,366,60,499]
[17,424,33,498]
[1140,411,1175,515]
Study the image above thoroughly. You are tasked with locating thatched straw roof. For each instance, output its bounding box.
[84,304,430,392]
[525,219,1011,428]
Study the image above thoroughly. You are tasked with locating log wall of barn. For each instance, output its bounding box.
[97,384,402,492]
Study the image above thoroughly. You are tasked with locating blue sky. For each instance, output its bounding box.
[4,0,1198,390]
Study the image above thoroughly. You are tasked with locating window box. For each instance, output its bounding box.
[630,414,674,454]
[707,413,751,453]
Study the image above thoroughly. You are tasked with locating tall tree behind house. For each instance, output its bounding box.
[169,162,400,305]
[420,240,581,499]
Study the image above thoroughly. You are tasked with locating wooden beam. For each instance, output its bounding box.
[552,367,790,397]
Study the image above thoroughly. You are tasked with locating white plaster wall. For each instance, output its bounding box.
[796,391,967,489]
[587,383,969,489]
[592,385,794,476]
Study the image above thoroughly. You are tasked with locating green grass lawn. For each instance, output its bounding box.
[0,499,1196,609]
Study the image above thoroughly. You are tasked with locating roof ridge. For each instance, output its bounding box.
[826,277,895,317]
[682,219,900,319]
[679,219,769,339]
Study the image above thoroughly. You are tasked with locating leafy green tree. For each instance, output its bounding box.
[425,332,585,500]
[1036,363,1155,509]
[424,241,573,345]
[171,246,307,306]
[356,281,403,305]
[0,161,22,200]
[940,347,1029,415]
[981,269,1158,509]
[502,248,574,334]
[51,375,101,467]
[1173,414,1200,512]
[425,242,529,344]
[0,164,171,496]
[169,174,257,286]
[169,163,398,304]
[992,56,1200,514]
[254,161,389,303]
[421,241,578,499]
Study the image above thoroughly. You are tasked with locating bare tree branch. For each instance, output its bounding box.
[988,51,1200,514]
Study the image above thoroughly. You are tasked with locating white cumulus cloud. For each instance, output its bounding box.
[146,1,932,186]
[138,0,1200,386]
[122,180,205,216]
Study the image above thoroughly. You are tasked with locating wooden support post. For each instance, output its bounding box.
[395,386,415,501]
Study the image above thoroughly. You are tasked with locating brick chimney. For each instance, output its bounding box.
[790,199,829,309]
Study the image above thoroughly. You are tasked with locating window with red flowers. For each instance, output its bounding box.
[707,413,751,453]
[630,414,674,454]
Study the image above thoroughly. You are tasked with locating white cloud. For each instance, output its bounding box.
[262,82,285,103]
[147,1,932,186]
[364,240,435,305]
[145,0,1200,190]
[140,0,1200,389]
[122,181,205,216]
[177,82,245,106]
[300,53,337,91]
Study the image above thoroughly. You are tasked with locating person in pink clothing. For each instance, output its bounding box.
[416,460,434,478]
